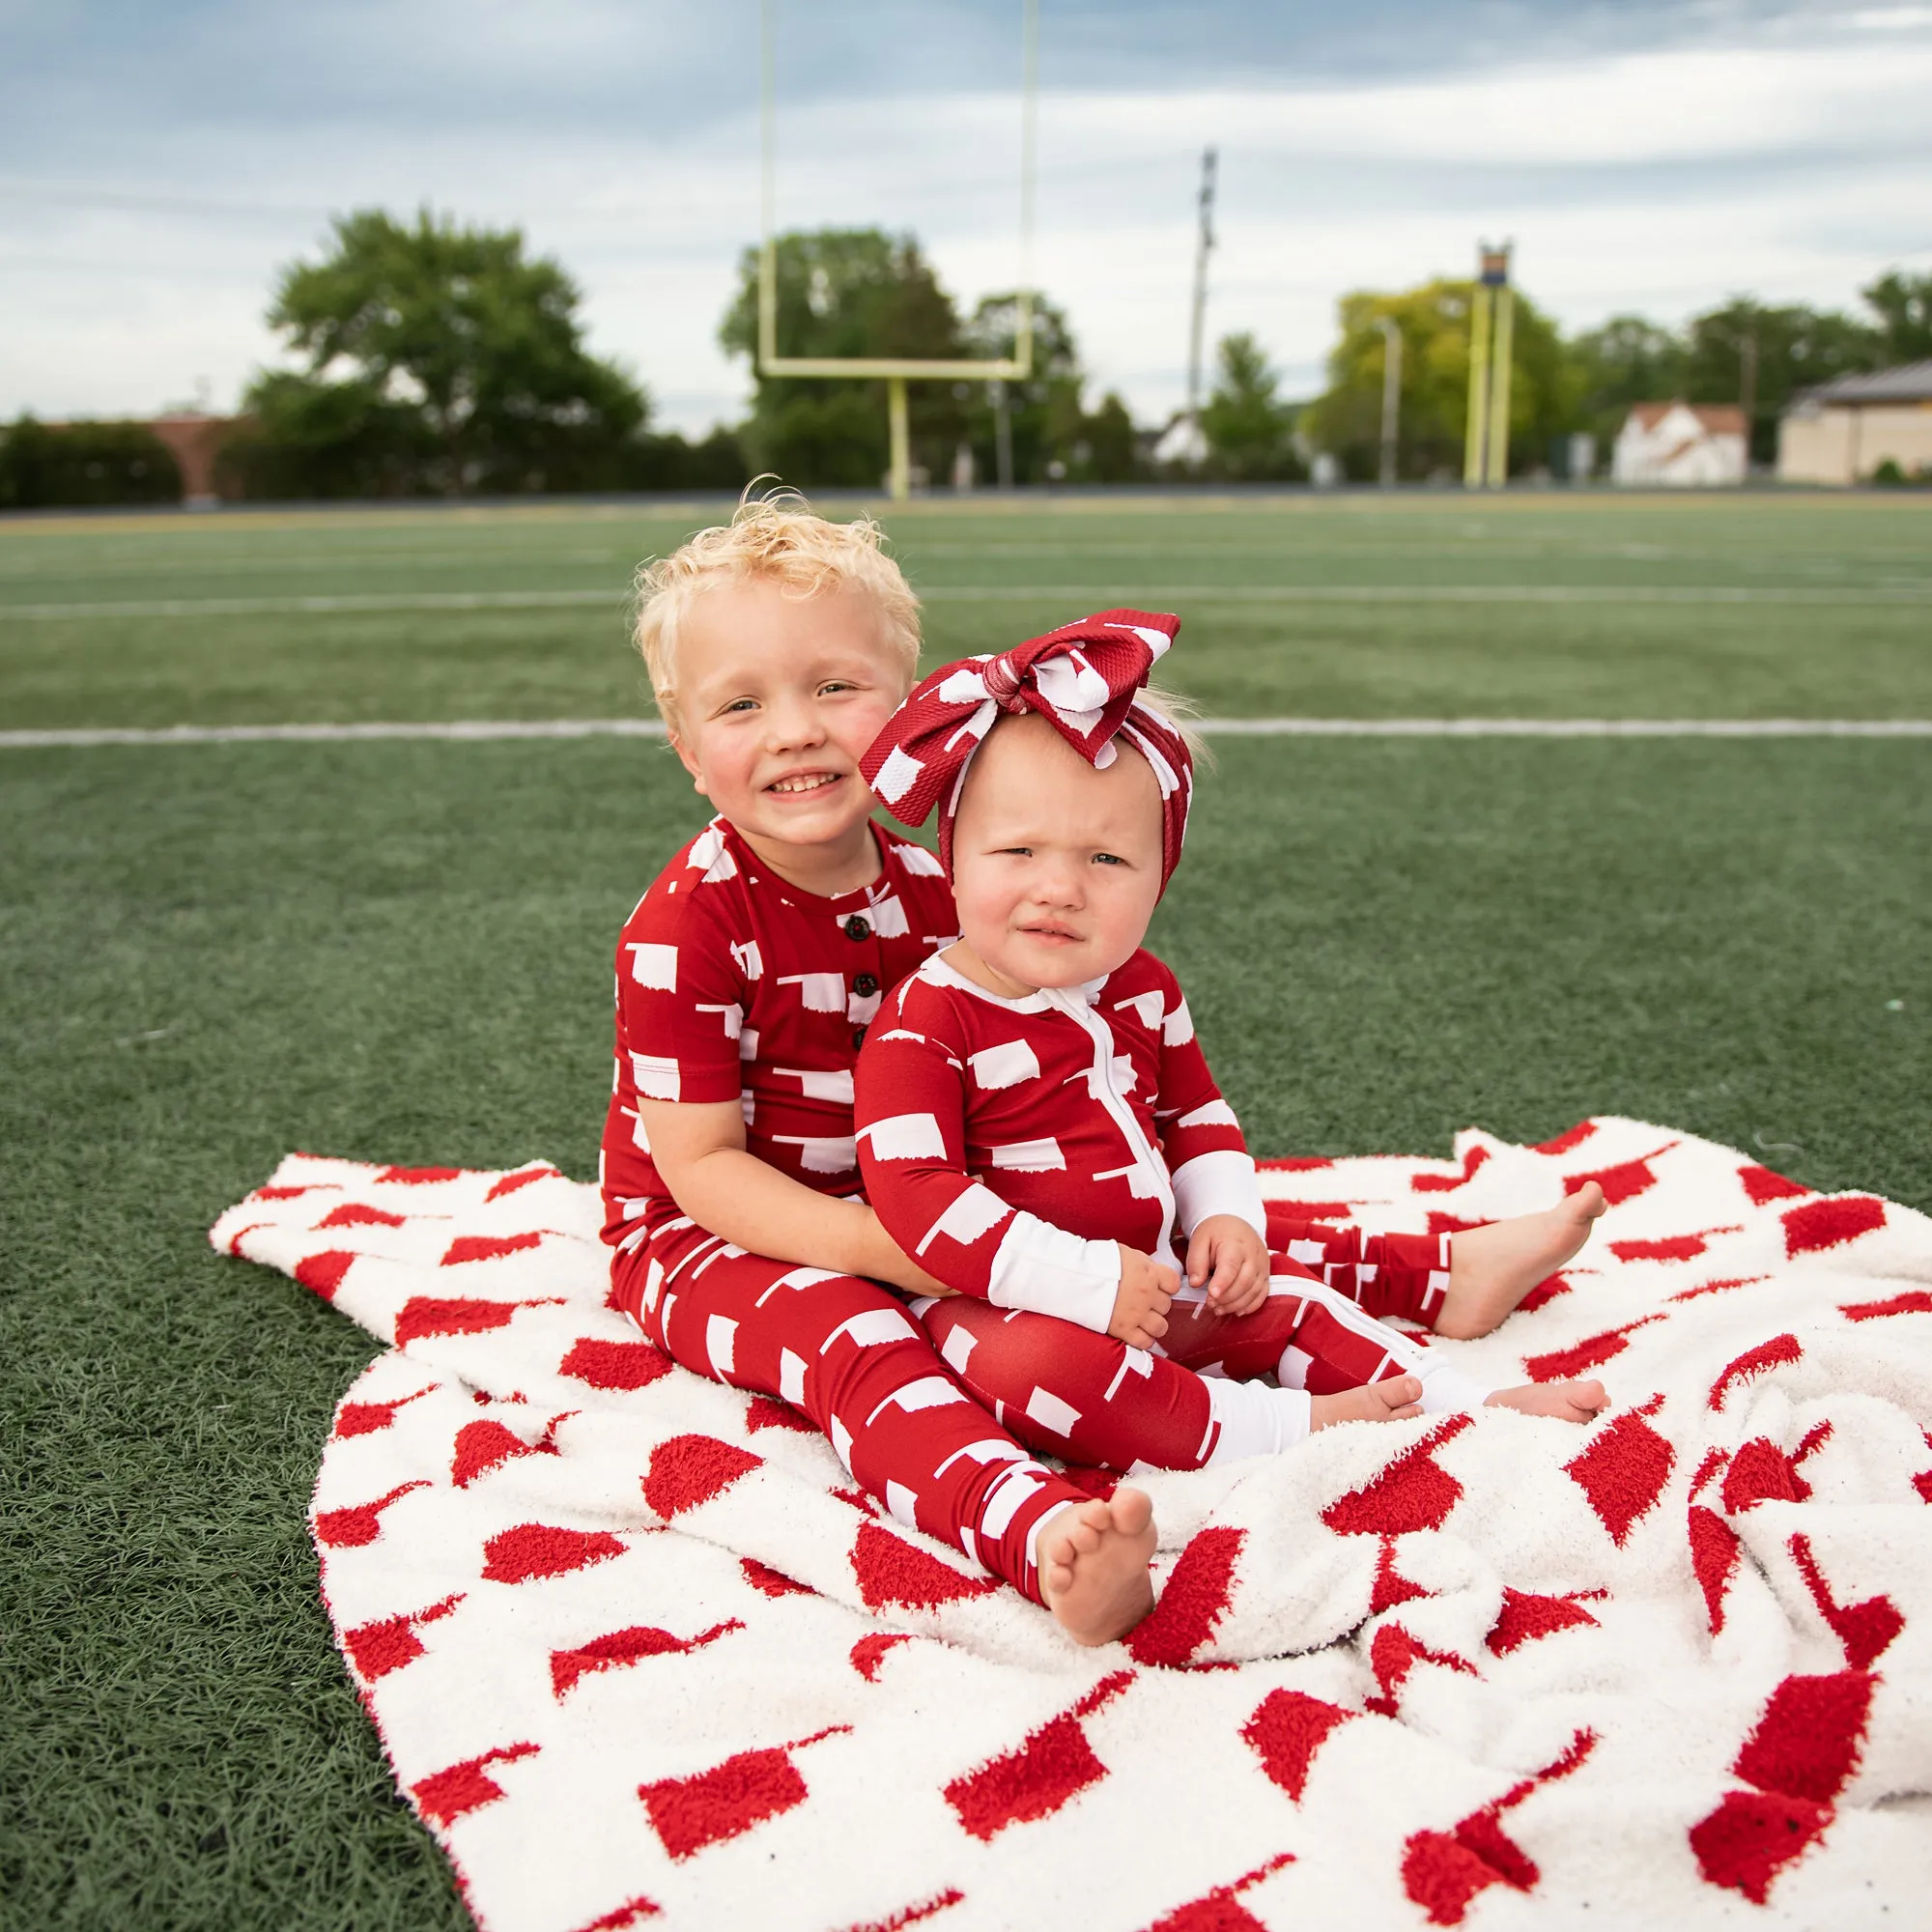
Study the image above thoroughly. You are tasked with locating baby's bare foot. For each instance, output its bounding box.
[1310,1375,1424,1429]
[1038,1491,1156,1646]
[1485,1378,1610,1424]
[1437,1182,1606,1339]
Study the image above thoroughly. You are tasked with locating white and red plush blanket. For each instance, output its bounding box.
[210,1118,1932,1932]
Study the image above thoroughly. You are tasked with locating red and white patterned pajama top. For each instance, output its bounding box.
[854,951,1497,1472]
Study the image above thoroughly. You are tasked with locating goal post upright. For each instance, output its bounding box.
[756,0,1040,500]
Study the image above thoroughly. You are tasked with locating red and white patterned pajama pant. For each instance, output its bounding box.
[615,1225,1090,1605]
[917,1219,1464,1473]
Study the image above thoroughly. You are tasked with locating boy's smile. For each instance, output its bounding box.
[668,579,909,895]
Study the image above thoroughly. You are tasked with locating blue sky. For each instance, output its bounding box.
[3,1,1928,432]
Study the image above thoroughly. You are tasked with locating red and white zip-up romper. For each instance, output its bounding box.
[854,949,1496,1472]
[600,815,1094,1600]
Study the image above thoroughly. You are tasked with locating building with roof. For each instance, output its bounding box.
[1610,402,1747,487]
[1778,360,1932,484]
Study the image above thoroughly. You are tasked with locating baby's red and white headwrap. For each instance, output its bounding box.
[861,609,1194,889]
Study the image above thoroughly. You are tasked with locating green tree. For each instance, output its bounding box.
[720,229,968,488]
[1861,269,1932,365]
[1303,280,1576,481]
[1682,298,1881,467]
[1198,332,1301,482]
[240,208,646,496]
[1569,315,1687,447]
[0,418,183,508]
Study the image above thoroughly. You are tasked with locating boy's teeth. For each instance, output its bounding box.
[771,775,834,793]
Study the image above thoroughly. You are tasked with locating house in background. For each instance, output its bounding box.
[1778,360,1932,484]
[1611,402,1747,486]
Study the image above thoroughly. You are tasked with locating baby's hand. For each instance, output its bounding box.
[1110,1245,1177,1350]
[1187,1215,1270,1318]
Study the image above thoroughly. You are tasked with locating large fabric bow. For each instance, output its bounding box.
[861,610,1194,887]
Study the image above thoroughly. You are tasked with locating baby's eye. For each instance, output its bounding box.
[1092,852,1124,867]
[999,845,1034,858]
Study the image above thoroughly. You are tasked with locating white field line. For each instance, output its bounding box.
[3,583,1932,620]
[8,718,1932,751]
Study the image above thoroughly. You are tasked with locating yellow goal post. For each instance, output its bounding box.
[757,0,1040,499]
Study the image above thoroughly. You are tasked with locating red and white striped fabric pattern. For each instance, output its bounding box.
[860,610,1194,885]
[599,815,956,1274]
[212,1115,1932,1932]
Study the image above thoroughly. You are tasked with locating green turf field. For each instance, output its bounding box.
[3,492,1929,1928]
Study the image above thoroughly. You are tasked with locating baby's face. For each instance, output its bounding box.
[951,713,1165,994]
[668,578,907,857]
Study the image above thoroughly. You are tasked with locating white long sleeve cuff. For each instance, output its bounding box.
[1171,1148,1268,1239]
[985,1210,1121,1334]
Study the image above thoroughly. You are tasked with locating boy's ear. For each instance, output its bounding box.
[666,729,708,794]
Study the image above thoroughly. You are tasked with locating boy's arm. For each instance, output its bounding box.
[639,1098,948,1297]
[855,1021,1123,1334]
[1151,978,1268,1240]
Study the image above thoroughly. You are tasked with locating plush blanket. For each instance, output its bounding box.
[210,1117,1932,1932]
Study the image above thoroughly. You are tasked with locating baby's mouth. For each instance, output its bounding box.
[766,771,842,796]
[1021,922,1082,944]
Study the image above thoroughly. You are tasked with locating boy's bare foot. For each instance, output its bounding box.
[1485,1378,1610,1424]
[1310,1375,1424,1429]
[1037,1491,1156,1646]
[1436,1182,1606,1339]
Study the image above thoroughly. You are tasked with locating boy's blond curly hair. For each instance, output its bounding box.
[634,485,923,736]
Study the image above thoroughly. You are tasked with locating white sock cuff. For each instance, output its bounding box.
[1204,1376,1311,1463]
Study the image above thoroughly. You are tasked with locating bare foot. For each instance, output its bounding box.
[1310,1375,1424,1429]
[1038,1491,1156,1646]
[1485,1378,1610,1424]
[1436,1182,1606,1339]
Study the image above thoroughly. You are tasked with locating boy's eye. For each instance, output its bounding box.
[721,698,758,715]
[819,680,857,696]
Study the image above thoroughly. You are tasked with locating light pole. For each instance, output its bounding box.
[1376,316,1403,487]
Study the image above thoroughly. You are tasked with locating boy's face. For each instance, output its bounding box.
[668,578,908,859]
[951,713,1165,994]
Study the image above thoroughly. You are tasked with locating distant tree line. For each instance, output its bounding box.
[4,205,1927,507]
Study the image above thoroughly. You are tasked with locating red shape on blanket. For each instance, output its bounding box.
[315,1202,407,1230]
[1789,1534,1904,1669]
[1534,1121,1598,1155]
[1782,1194,1885,1256]
[344,1592,464,1683]
[837,1888,964,1932]
[1565,1155,1661,1206]
[394,1294,554,1346]
[642,1434,763,1519]
[482,1522,627,1583]
[484,1164,559,1201]
[1690,1670,1875,1901]
[639,1726,848,1861]
[1608,1232,1737,1263]
[333,1385,433,1436]
[1522,1316,1662,1382]
[1739,1162,1808,1205]
[568,1897,661,1932]
[313,1480,428,1547]
[849,1633,911,1682]
[558,1337,673,1391]
[1126,1526,1244,1666]
[1240,1690,1354,1802]
[1145,1854,1295,1932]
[451,1416,564,1490]
[1565,1401,1674,1547]
[1256,1155,1335,1172]
[1516,1270,1574,1314]
[1411,1146,1491,1193]
[377,1164,462,1184]
[412,1741,540,1826]
[1485,1587,1603,1656]
[851,1520,998,1609]
[1366,1623,1476,1717]
[1841,1289,1932,1321]
[441,1232,546,1264]
[1400,1730,1596,1925]
[550,1620,743,1697]
[745,1393,817,1433]
[251,1181,325,1201]
[1708,1334,1803,1410]
[295,1250,356,1301]
[1371,1539,1432,1615]
[1721,1425,1829,1514]
[1688,1508,1743,1634]
[944,1673,1131,1842]
[1321,1415,1471,1537]
[741,1556,814,1598]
